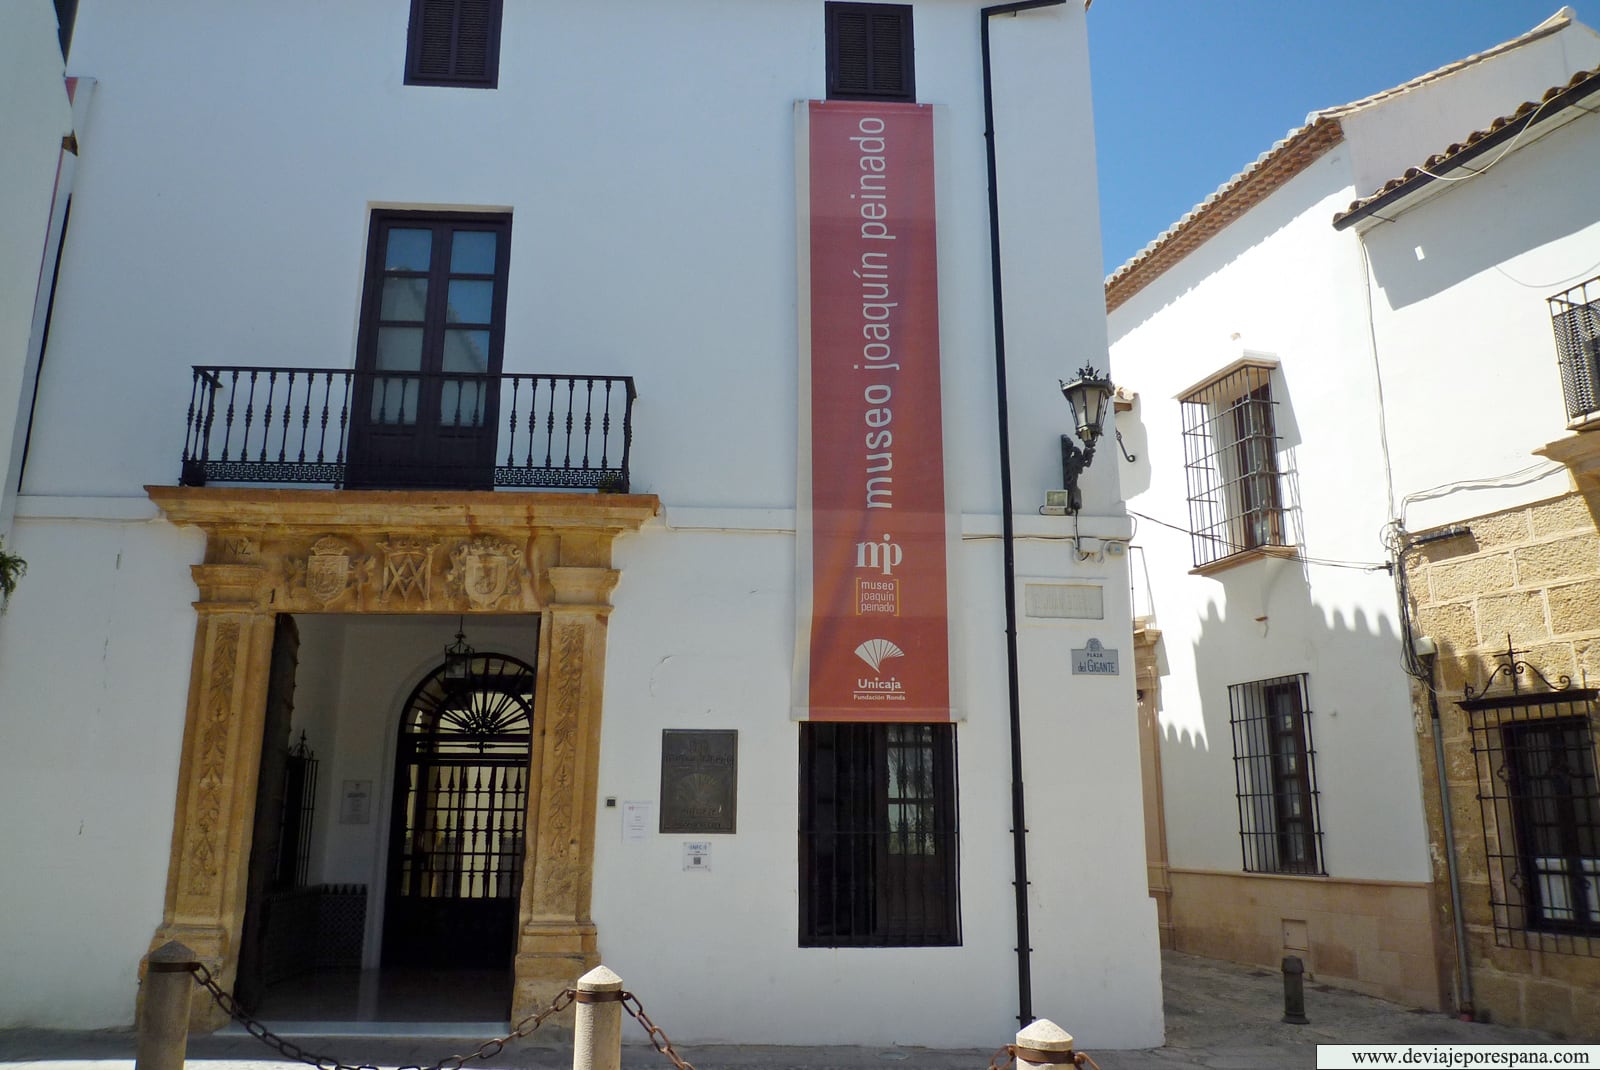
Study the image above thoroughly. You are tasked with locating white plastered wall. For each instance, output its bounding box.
[1109,149,1432,882]
[0,0,1161,1045]
[0,1,71,532]
[1357,108,1600,528]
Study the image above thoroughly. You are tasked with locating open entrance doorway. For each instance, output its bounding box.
[235,614,540,1025]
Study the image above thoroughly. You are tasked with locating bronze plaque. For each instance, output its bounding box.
[659,730,738,834]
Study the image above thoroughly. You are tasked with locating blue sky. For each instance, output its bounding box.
[1088,1,1600,275]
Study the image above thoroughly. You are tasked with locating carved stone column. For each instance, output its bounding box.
[147,564,277,1029]
[512,559,620,1019]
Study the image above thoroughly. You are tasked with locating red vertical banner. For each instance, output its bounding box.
[794,100,958,723]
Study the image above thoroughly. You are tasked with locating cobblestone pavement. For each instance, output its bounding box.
[0,952,1571,1070]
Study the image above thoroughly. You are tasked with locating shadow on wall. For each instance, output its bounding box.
[1116,394,1152,500]
[1157,554,1405,795]
[1361,121,1600,310]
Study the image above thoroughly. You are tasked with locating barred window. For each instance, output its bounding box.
[1549,275,1600,422]
[406,0,502,89]
[1463,688,1600,954]
[826,3,915,102]
[799,722,959,947]
[1180,362,1287,569]
[1229,674,1323,875]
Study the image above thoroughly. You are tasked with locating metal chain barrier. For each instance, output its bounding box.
[986,1045,1102,1070]
[191,961,576,1070]
[188,958,1095,1070]
[620,990,697,1070]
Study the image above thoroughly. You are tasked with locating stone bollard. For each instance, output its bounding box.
[136,940,199,1070]
[572,965,624,1070]
[1013,1018,1077,1068]
[1282,955,1309,1025]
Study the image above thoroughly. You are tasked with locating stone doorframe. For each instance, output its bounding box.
[144,486,659,1028]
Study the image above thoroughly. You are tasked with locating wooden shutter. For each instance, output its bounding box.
[407,0,501,88]
[827,3,915,102]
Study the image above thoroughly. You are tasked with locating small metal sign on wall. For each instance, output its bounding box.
[1071,638,1120,676]
[660,730,738,834]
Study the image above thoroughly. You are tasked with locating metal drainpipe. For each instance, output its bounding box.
[1422,652,1476,1018]
[981,0,1067,1028]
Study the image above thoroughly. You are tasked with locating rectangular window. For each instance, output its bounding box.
[347,211,511,489]
[1180,362,1287,568]
[1464,686,1600,955]
[1549,274,1600,423]
[826,3,915,102]
[1229,674,1323,875]
[799,722,959,946]
[406,0,503,88]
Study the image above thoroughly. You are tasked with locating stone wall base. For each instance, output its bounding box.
[1167,868,1444,1010]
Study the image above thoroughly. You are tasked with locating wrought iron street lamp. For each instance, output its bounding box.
[1058,364,1115,514]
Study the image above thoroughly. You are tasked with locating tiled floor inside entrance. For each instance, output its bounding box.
[248,968,512,1031]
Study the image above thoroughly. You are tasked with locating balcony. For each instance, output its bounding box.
[180,366,635,492]
[1550,275,1600,425]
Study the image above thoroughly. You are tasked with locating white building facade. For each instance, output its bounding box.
[0,0,1161,1048]
[1108,9,1600,1027]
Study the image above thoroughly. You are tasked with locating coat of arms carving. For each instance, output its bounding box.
[289,536,370,607]
[447,536,527,610]
[380,537,437,607]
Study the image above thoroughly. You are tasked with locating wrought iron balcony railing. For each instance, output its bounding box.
[1551,275,1600,422]
[181,366,635,492]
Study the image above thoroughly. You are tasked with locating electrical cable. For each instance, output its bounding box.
[1412,89,1567,184]
[1125,510,1388,571]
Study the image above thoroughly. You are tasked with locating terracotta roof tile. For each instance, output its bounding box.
[1331,67,1600,228]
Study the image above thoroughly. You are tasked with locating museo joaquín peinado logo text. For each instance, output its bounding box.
[855,533,902,616]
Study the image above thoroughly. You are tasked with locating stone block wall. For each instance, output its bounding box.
[1406,488,1600,1038]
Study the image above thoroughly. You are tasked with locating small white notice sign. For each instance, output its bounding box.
[622,801,653,843]
[1070,638,1120,676]
[340,780,373,824]
[683,841,711,872]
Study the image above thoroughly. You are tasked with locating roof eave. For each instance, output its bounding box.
[1333,70,1600,232]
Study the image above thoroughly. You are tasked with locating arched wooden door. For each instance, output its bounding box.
[383,651,535,969]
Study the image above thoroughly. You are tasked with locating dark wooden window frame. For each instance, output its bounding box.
[405,0,504,89]
[825,2,916,102]
[799,722,960,948]
[1228,673,1325,876]
[348,209,512,489]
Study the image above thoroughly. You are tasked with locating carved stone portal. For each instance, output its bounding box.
[144,487,657,1028]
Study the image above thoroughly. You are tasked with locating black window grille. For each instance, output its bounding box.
[275,731,318,890]
[406,0,502,88]
[799,722,959,947]
[1462,688,1600,955]
[1229,674,1324,875]
[826,3,915,102]
[1180,363,1287,569]
[1549,275,1600,422]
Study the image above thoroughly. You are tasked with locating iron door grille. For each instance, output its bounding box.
[384,652,534,969]
[1462,688,1600,956]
